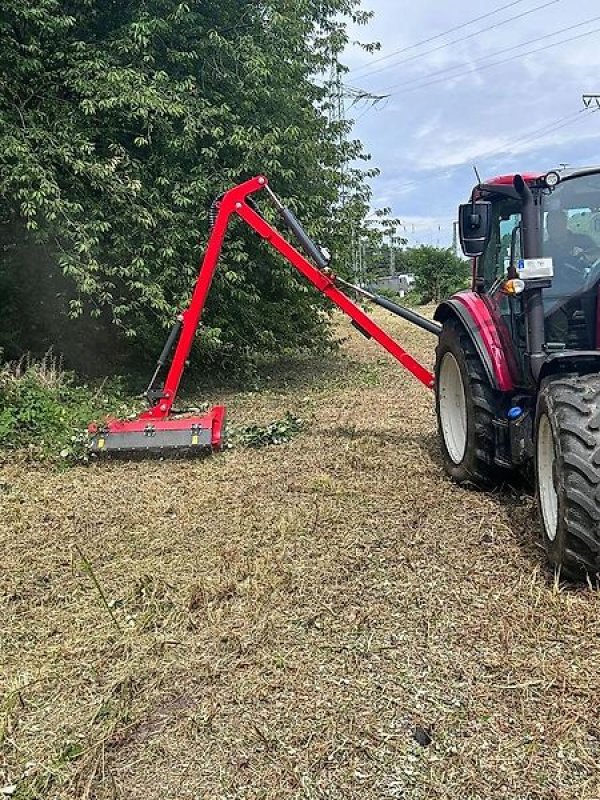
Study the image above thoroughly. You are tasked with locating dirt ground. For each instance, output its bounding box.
[3,309,600,800]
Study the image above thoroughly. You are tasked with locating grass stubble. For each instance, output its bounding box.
[2,309,600,799]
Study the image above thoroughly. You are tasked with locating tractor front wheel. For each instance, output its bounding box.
[435,319,505,487]
[535,375,600,579]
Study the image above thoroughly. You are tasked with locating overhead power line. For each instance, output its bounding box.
[387,108,598,195]
[349,0,530,76]
[473,108,598,164]
[380,15,600,95]
[355,0,560,83]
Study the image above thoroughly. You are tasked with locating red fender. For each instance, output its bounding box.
[434,291,516,393]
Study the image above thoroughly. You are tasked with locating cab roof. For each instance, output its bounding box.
[476,167,600,200]
[484,166,600,187]
[484,173,543,186]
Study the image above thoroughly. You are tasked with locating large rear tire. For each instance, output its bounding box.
[435,319,507,487]
[535,374,600,579]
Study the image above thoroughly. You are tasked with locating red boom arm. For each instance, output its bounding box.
[141,175,433,421]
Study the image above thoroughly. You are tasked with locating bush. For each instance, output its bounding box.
[396,290,423,308]
[403,246,470,304]
[370,286,403,302]
[0,353,134,462]
[362,286,424,310]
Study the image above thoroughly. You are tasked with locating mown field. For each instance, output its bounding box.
[2,309,600,800]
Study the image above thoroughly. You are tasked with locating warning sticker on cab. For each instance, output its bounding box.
[517,258,554,279]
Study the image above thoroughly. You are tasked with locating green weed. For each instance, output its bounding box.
[0,352,134,463]
[229,412,305,448]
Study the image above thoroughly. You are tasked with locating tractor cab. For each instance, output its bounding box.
[459,167,600,386]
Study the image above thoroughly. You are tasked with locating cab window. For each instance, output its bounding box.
[479,196,522,290]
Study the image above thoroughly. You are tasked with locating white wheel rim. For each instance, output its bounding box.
[537,413,559,541]
[439,352,468,465]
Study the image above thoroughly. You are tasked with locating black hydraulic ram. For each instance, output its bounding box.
[335,276,442,336]
[145,316,183,403]
[265,185,330,269]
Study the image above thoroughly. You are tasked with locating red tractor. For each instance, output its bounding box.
[438,167,600,578]
[90,169,600,579]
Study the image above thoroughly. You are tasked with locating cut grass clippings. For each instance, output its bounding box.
[228,412,306,449]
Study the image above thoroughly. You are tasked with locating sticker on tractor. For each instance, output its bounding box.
[517,258,554,279]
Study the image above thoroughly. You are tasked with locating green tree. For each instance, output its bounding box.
[0,0,376,373]
[404,246,470,304]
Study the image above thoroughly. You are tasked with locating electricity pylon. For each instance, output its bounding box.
[583,95,600,109]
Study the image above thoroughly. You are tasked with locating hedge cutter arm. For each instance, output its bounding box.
[89,175,436,455]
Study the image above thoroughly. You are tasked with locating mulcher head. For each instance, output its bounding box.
[88,406,225,457]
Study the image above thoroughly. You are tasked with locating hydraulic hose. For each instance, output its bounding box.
[335,276,441,336]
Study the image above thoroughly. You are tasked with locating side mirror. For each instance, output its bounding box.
[458,201,492,258]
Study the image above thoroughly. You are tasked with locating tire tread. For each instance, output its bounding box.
[539,374,600,576]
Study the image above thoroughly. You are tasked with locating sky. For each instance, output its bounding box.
[343,0,600,249]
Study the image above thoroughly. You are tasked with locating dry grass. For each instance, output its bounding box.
[0,351,65,388]
[3,309,600,799]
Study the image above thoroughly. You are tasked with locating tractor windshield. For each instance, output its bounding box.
[542,172,600,346]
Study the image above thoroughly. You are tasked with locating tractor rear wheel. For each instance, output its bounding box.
[535,374,600,579]
[435,318,506,487]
